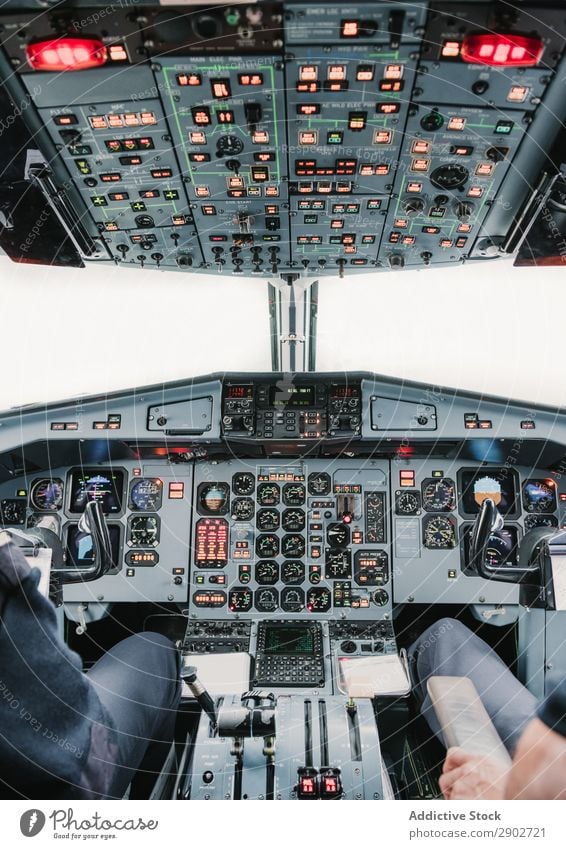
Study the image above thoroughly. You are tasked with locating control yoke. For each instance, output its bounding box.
[469,497,546,585]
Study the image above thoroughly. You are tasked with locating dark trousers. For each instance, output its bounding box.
[408,618,537,754]
[87,632,181,798]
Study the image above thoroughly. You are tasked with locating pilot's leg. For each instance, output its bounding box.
[408,618,537,754]
[87,631,181,798]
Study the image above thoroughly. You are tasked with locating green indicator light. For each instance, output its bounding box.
[225,7,240,26]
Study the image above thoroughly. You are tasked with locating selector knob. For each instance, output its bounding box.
[453,200,474,221]
[403,197,425,216]
[388,253,404,269]
[340,640,357,654]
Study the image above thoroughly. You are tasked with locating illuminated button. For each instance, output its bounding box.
[495,120,514,135]
[177,73,201,86]
[164,190,179,200]
[126,568,135,577]
[447,116,466,131]
[54,113,78,126]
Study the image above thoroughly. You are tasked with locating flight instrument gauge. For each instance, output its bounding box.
[325,549,352,578]
[281,560,305,584]
[327,522,350,547]
[232,472,255,496]
[256,534,279,557]
[283,483,306,506]
[255,588,279,613]
[0,499,26,525]
[30,478,64,511]
[423,515,456,549]
[281,587,305,612]
[231,497,255,521]
[308,472,331,495]
[282,508,305,532]
[257,508,280,531]
[198,482,230,515]
[255,560,279,585]
[422,478,456,512]
[282,534,305,558]
[129,478,162,511]
[306,586,331,612]
[128,515,160,547]
[229,588,252,612]
[216,135,244,156]
[395,490,421,515]
[524,514,558,531]
[257,482,280,506]
[522,480,557,514]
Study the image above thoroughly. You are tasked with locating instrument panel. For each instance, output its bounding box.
[0,1,564,275]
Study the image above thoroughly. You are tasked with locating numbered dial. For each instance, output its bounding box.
[282,483,306,506]
[306,586,331,612]
[422,478,456,512]
[130,478,162,511]
[325,549,352,579]
[423,515,457,549]
[30,478,64,511]
[128,515,159,547]
[282,508,305,532]
[281,560,305,584]
[308,472,331,495]
[256,508,280,531]
[231,497,255,521]
[0,499,26,525]
[395,490,421,515]
[327,522,350,547]
[255,560,279,585]
[281,587,305,612]
[198,482,230,515]
[217,135,244,156]
[232,472,255,496]
[257,482,280,506]
[281,534,305,559]
[255,587,279,613]
[256,533,279,558]
[229,588,252,612]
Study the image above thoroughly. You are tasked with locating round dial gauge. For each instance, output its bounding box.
[282,508,305,532]
[282,483,306,506]
[255,587,279,613]
[325,549,351,578]
[327,522,350,547]
[216,134,244,156]
[198,482,230,515]
[130,478,162,511]
[128,515,159,547]
[229,588,252,612]
[423,515,456,549]
[256,508,280,531]
[308,472,331,496]
[231,497,255,521]
[255,560,279,585]
[281,533,305,559]
[306,586,331,612]
[281,587,305,612]
[257,482,280,506]
[422,478,456,512]
[373,588,389,607]
[485,532,515,566]
[0,500,26,524]
[523,480,557,514]
[395,490,420,515]
[281,560,305,584]
[31,478,64,511]
[524,514,558,531]
[232,472,255,496]
[256,533,279,558]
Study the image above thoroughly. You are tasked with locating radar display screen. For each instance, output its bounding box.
[66,524,121,569]
[195,517,228,567]
[69,469,124,514]
[263,624,315,655]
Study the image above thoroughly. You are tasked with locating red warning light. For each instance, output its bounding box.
[461,33,543,67]
[26,37,107,71]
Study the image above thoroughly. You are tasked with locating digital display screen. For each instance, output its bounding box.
[66,524,121,569]
[195,518,228,567]
[226,385,253,399]
[269,385,314,407]
[460,468,518,516]
[263,625,315,655]
[464,525,520,568]
[69,470,124,514]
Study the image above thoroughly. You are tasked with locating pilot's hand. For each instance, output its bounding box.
[506,718,566,800]
[439,747,509,800]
